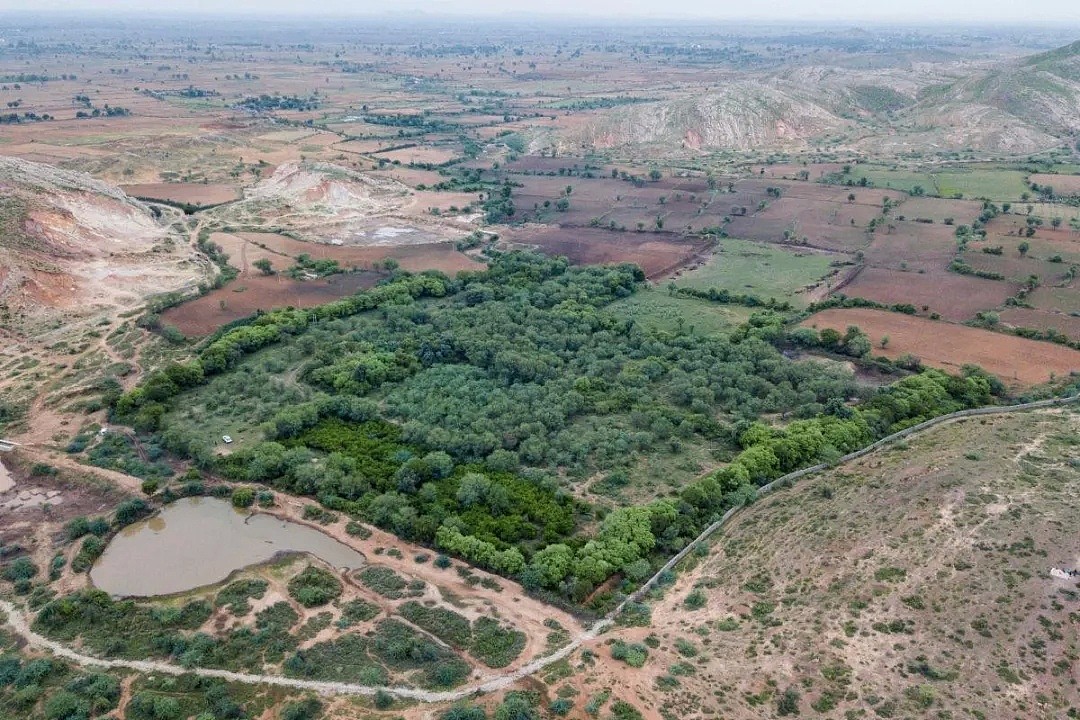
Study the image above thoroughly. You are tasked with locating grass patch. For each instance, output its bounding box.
[214,579,268,615]
[398,601,472,649]
[357,566,423,599]
[471,617,526,668]
[676,239,836,308]
[287,566,342,608]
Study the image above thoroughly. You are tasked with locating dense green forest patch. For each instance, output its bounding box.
[111,253,1002,606]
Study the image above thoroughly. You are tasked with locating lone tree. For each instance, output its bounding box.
[253,258,274,275]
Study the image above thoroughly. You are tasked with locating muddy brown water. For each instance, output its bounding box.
[90,497,365,597]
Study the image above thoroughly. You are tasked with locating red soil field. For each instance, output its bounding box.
[962,251,1065,284]
[120,183,240,205]
[333,139,403,154]
[756,163,844,180]
[802,308,1080,387]
[771,182,907,206]
[215,232,484,275]
[727,197,874,252]
[1005,234,1080,264]
[373,145,459,165]
[839,266,1015,321]
[985,215,1080,237]
[505,227,709,278]
[162,272,382,336]
[502,156,606,174]
[999,307,1080,340]
[896,197,982,225]
[1029,173,1080,197]
[861,222,961,272]
[164,233,484,336]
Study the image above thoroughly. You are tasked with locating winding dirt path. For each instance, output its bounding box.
[0,599,609,701]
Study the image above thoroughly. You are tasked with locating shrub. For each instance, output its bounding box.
[231,487,255,508]
[398,601,472,648]
[287,566,342,608]
[113,498,149,527]
[302,505,337,524]
[673,638,697,657]
[496,692,539,720]
[550,699,573,716]
[683,589,706,609]
[30,463,57,477]
[357,566,415,599]
[874,566,907,583]
[344,521,371,539]
[584,690,611,716]
[615,602,651,627]
[443,704,487,720]
[338,599,380,626]
[65,516,92,541]
[610,700,643,720]
[215,579,268,615]
[776,687,800,716]
[1,557,37,583]
[281,697,323,720]
[610,640,648,668]
[71,537,106,573]
[471,617,526,668]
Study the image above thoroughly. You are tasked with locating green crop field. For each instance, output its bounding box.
[932,170,1030,201]
[674,239,838,307]
[608,289,755,335]
[847,167,1030,201]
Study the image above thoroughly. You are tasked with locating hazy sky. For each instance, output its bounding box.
[2,0,1080,23]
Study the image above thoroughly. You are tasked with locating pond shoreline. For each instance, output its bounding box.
[89,496,367,597]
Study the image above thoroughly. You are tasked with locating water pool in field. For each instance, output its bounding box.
[90,497,365,597]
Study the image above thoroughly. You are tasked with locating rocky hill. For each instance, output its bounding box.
[559,82,848,152]
[0,156,202,329]
[206,162,416,242]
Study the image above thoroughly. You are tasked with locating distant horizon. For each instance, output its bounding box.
[0,1,1079,26]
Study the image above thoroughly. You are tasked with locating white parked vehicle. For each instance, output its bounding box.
[222,435,233,444]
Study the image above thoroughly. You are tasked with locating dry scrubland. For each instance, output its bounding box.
[576,408,1080,720]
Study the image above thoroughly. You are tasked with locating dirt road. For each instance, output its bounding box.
[0,599,610,701]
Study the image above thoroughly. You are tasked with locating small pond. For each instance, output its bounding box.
[90,497,365,597]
